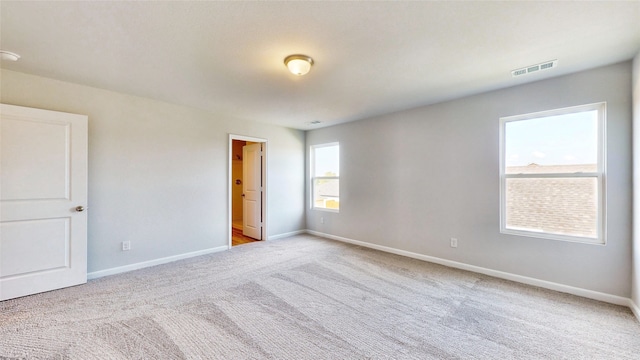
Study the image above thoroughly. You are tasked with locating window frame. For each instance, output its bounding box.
[499,102,606,245]
[310,142,340,212]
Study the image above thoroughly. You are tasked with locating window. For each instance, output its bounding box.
[499,103,606,244]
[311,143,339,211]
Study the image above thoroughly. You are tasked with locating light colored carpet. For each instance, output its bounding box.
[1,234,639,359]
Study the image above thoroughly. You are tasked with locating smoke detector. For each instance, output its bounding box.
[512,60,557,77]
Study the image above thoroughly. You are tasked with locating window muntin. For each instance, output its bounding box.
[311,143,339,211]
[500,103,605,244]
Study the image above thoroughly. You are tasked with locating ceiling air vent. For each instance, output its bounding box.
[512,60,558,77]
[310,120,322,125]
[512,68,527,77]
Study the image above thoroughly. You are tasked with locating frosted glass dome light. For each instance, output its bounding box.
[284,54,314,76]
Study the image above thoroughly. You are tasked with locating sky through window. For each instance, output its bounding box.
[505,110,597,167]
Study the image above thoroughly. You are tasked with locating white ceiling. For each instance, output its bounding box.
[1,1,639,130]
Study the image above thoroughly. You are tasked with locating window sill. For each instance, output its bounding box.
[501,228,605,245]
[312,207,339,213]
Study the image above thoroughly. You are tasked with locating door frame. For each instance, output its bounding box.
[228,134,268,248]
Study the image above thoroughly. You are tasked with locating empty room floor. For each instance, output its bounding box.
[1,234,639,359]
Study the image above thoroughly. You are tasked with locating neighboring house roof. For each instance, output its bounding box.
[505,164,597,238]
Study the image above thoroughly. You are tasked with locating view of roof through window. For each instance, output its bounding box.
[502,105,602,242]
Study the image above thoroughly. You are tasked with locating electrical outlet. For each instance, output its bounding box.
[122,241,131,251]
[320,217,324,224]
[450,238,458,248]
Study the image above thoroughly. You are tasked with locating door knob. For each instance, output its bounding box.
[75,206,85,212]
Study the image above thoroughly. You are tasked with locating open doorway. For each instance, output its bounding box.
[229,134,267,247]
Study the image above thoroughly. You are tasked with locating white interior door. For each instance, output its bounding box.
[242,143,262,240]
[0,104,88,301]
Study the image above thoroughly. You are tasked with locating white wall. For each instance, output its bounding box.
[632,51,640,308]
[306,62,633,297]
[1,69,306,273]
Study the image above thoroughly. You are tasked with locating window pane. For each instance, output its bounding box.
[505,177,597,238]
[505,110,597,174]
[314,145,339,176]
[314,178,339,209]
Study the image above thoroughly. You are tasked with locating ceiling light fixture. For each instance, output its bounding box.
[284,54,314,76]
[0,50,20,62]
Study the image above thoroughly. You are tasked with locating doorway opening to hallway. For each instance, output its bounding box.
[229,135,267,247]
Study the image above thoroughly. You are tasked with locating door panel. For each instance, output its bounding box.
[1,119,70,200]
[0,104,88,301]
[1,218,70,277]
[242,143,262,240]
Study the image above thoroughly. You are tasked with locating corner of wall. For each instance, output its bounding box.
[631,49,640,320]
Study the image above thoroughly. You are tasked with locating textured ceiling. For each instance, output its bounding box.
[1,1,639,130]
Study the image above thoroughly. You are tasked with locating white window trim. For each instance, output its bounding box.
[499,102,607,245]
[311,142,340,212]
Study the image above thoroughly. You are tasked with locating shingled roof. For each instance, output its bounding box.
[505,164,597,238]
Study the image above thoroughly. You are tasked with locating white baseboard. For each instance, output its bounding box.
[628,299,640,322]
[87,229,306,280]
[306,230,633,309]
[268,230,306,241]
[87,245,229,280]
